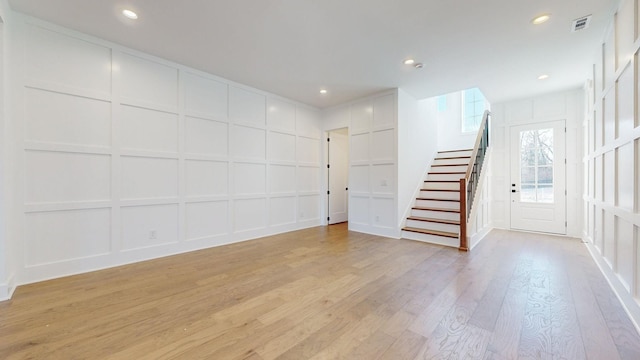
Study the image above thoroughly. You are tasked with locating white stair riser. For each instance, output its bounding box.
[423,182,459,191]
[433,158,470,166]
[419,190,459,200]
[430,165,468,173]
[402,231,459,248]
[415,199,459,209]
[437,150,473,158]
[427,173,466,181]
[405,220,460,233]
[411,209,459,221]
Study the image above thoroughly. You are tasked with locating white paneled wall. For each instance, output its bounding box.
[350,94,398,237]
[583,0,640,325]
[12,17,322,284]
[322,91,399,238]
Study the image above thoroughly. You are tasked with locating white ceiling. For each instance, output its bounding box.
[8,0,617,108]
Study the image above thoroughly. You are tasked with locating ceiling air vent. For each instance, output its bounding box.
[571,15,592,32]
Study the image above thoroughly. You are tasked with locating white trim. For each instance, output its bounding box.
[583,235,640,336]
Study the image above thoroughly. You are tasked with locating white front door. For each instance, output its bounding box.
[328,130,348,224]
[510,120,566,234]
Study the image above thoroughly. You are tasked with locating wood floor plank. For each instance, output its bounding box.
[1,225,639,359]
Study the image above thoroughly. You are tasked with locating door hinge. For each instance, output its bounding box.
[564,127,567,133]
[327,190,330,195]
[327,164,330,169]
[565,221,567,227]
[327,217,330,221]
[327,137,330,142]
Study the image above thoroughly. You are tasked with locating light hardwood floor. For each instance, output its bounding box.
[1,223,640,359]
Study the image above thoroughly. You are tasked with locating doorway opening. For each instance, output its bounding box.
[326,128,349,225]
[509,120,566,234]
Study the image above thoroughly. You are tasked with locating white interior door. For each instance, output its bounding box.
[328,130,348,224]
[510,120,566,234]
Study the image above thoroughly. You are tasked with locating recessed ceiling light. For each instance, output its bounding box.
[538,74,549,80]
[122,9,138,20]
[319,89,328,95]
[532,14,551,25]
[403,59,415,65]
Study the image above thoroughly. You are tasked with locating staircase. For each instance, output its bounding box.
[401,149,472,247]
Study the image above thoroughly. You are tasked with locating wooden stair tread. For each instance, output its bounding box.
[435,156,471,160]
[428,171,466,175]
[412,206,460,213]
[424,180,459,183]
[416,197,459,202]
[431,164,468,167]
[420,189,459,192]
[407,216,460,225]
[438,149,473,153]
[402,227,458,238]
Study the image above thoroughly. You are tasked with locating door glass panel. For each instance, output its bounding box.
[519,128,554,203]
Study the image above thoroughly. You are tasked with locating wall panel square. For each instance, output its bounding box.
[231,125,266,160]
[604,88,616,144]
[184,73,228,120]
[25,208,111,266]
[296,137,320,164]
[298,195,320,221]
[372,197,395,228]
[185,201,228,240]
[604,211,615,267]
[269,165,296,194]
[296,107,321,139]
[122,204,179,250]
[234,163,266,195]
[616,216,634,291]
[617,143,634,210]
[371,129,395,161]
[350,165,370,193]
[617,66,635,137]
[25,151,111,204]
[351,100,373,132]
[267,98,296,131]
[270,197,296,226]
[350,133,370,162]
[25,88,111,147]
[26,25,111,95]
[120,53,178,109]
[185,117,228,156]
[373,94,395,128]
[616,0,635,70]
[595,102,603,149]
[603,26,616,86]
[268,132,296,162]
[185,160,228,197]
[533,94,566,120]
[604,151,615,204]
[595,155,603,201]
[234,198,266,231]
[297,166,320,192]
[596,207,604,252]
[371,164,395,194]
[121,105,178,153]
[121,156,178,200]
[229,87,265,126]
[349,196,370,225]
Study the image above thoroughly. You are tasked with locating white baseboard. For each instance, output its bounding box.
[0,275,16,301]
[468,226,492,250]
[583,234,640,336]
